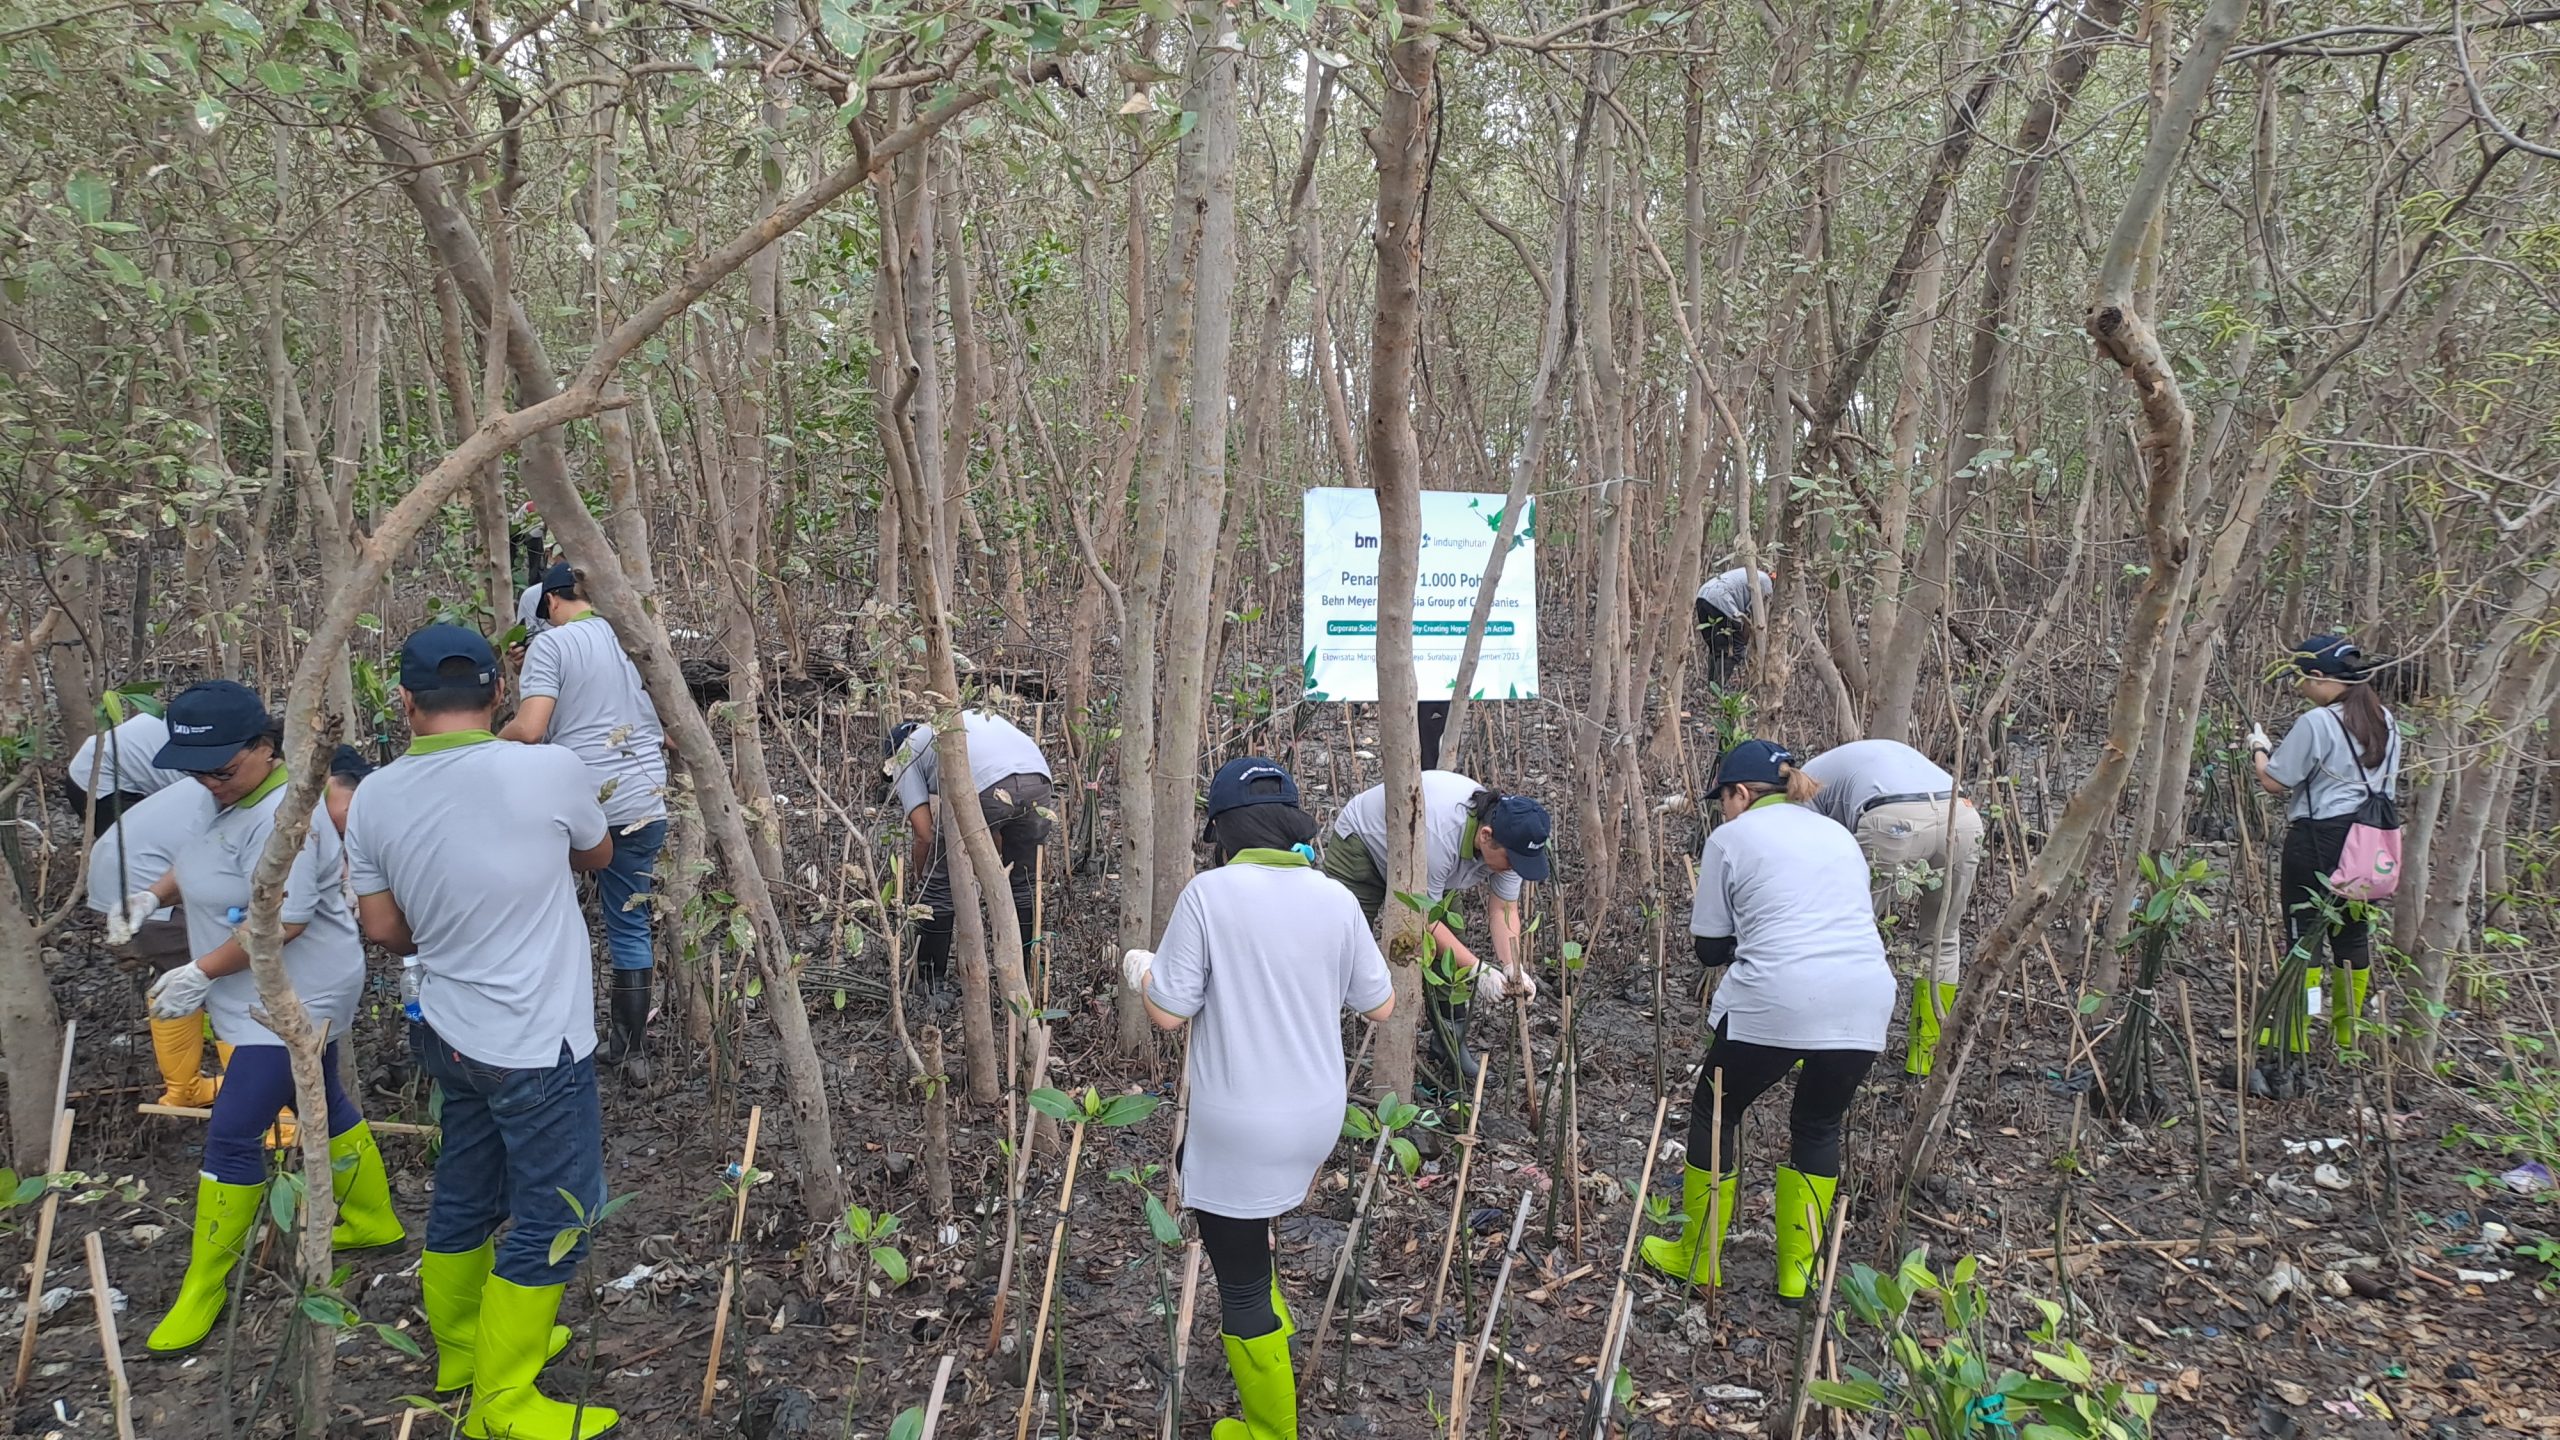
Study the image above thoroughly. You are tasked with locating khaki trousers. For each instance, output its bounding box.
[1854,798,1983,985]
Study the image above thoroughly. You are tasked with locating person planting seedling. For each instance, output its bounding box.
[1320,768,1548,1102]
[1647,739,1892,1304]
[881,708,1053,1003]
[1125,757,1396,1440]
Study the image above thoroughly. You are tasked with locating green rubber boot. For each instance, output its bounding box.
[146,1177,264,1352]
[1212,1325,1298,1440]
[462,1276,615,1438]
[328,1121,407,1250]
[1772,1166,1838,1306]
[1906,981,1958,1077]
[1639,1164,1736,1289]
[2331,965,2371,1050]
[422,1242,574,1394]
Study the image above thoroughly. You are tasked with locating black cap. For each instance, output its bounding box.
[883,721,922,759]
[541,561,579,596]
[2291,634,2364,679]
[153,681,274,772]
[399,624,500,693]
[1485,795,1551,882]
[1201,757,1299,840]
[329,744,374,783]
[1711,738,1794,792]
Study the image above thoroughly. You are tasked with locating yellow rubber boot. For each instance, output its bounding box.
[145,1177,264,1352]
[1212,1325,1297,1440]
[1772,1166,1838,1306]
[1639,1164,1736,1289]
[462,1276,615,1438]
[1905,981,1958,1077]
[148,1015,221,1108]
[327,1122,406,1250]
[422,1243,574,1393]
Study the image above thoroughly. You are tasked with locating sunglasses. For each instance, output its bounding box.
[198,754,252,785]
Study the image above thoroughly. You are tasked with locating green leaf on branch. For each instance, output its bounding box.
[1095,1093,1161,1128]
[1027,1087,1081,1123]
[64,173,110,225]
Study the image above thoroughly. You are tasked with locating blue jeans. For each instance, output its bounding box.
[414,1025,607,1287]
[595,818,666,972]
[203,1042,363,1185]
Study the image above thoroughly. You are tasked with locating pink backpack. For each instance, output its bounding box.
[2325,714,2401,900]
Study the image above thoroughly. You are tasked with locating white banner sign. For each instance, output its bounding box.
[1301,487,1540,704]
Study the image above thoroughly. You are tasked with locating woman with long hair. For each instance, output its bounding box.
[1125,758,1395,1440]
[1645,739,1893,1304]
[2250,634,2401,1088]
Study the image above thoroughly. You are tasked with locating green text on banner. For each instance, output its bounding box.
[1300,487,1540,704]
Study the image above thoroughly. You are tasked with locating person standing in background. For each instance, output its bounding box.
[1798,738,1982,1077]
[501,563,670,1080]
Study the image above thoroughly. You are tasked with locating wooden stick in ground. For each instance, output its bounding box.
[393,1409,418,1440]
[1013,1119,1090,1440]
[1688,1068,1724,1303]
[1162,1239,1203,1440]
[697,1105,765,1419]
[13,1017,77,1393]
[1586,1287,1637,1440]
[1297,1125,1394,1389]
[1585,1096,1671,1438]
[983,1028,1057,1354]
[1785,1191,1852,1440]
[1513,968,1540,1129]
[917,1353,958,1440]
[1424,1055,1494,1334]
[1455,1192,1536,1433]
[135,1103,437,1136]
[82,1232,136,1440]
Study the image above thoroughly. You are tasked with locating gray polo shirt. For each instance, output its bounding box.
[69,713,190,797]
[890,712,1052,817]
[87,781,217,917]
[518,614,668,827]
[1696,567,1772,620]
[2266,703,2400,823]
[1150,855,1393,1217]
[345,734,608,1068]
[1333,770,1522,906]
[175,773,365,1048]
[1800,739,1954,832]
[1692,798,1893,1050]
[517,583,549,638]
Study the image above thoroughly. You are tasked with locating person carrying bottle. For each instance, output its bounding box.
[500,562,670,1080]
[347,625,616,1437]
[1645,740,1892,1304]
[1320,770,1546,1101]
[124,681,402,1353]
[1798,737,1982,1077]
[882,709,1053,998]
[1125,757,1395,1440]
[2248,633,2401,1092]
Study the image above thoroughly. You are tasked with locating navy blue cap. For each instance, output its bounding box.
[399,624,500,693]
[541,561,579,595]
[2291,634,2364,679]
[1485,795,1551,882]
[328,744,374,783]
[883,721,922,759]
[1711,738,1795,793]
[152,680,273,772]
[1202,757,1300,840]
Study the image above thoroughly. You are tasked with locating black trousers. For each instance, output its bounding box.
[1685,1021,1877,1178]
[1193,1209,1279,1339]
[1694,601,1748,686]
[1417,701,1450,772]
[2280,814,2368,971]
[61,778,145,838]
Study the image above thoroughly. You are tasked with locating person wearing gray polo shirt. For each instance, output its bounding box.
[87,780,219,1106]
[1693,564,1774,686]
[348,625,618,1438]
[502,562,671,1079]
[1800,737,1983,1077]
[1645,739,1891,1305]
[65,706,191,833]
[882,710,1053,999]
[1126,757,1394,1440]
[1320,770,1546,1101]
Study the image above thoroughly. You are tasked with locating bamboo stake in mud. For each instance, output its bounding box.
[1585,1096,1671,1438]
[1586,1288,1636,1440]
[12,1017,76,1393]
[698,1104,765,1418]
[1013,1119,1090,1440]
[983,1027,1057,1353]
[1163,1240,1203,1440]
[1453,1191,1535,1437]
[917,1353,958,1440]
[1785,1190,1852,1440]
[1299,1125,1394,1390]
[1685,1069,1725,1308]
[82,1232,135,1440]
[1424,1056,1494,1334]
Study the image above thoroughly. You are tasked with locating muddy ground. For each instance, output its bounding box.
[9,705,2557,1440]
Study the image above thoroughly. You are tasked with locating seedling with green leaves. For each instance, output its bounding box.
[2096,852,2213,1120]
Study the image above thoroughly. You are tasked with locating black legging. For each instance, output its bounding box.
[1193,1209,1279,1339]
[1684,1021,1877,1178]
[62,778,146,838]
[1417,701,1451,772]
[2280,814,2368,971]
[1694,600,1747,686]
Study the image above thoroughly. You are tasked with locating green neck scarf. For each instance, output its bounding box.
[1228,847,1312,869]
[408,728,498,756]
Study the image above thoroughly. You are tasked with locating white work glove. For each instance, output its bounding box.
[105,890,160,946]
[146,961,215,1020]
[1121,948,1154,993]
[1473,964,1536,1004]
[2247,722,2272,753]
